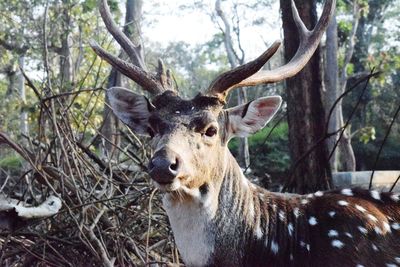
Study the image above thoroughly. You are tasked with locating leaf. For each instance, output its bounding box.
[82,0,97,13]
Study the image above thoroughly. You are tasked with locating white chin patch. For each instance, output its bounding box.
[153,179,181,192]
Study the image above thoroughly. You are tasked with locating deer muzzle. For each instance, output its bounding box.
[148,148,182,185]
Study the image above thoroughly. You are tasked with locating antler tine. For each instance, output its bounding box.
[90,40,164,95]
[206,0,336,102]
[205,41,281,102]
[90,0,170,95]
[98,0,146,70]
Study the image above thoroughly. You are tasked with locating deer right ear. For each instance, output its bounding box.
[107,87,154,136]
[226,96,282,138]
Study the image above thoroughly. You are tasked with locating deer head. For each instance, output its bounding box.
[106,87,282,193]
[90,0,335,195]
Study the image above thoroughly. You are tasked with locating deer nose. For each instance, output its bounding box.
[148,148,181,184]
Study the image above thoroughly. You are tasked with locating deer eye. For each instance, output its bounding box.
[205,126,217,137]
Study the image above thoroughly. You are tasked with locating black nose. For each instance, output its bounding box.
[148,148,181,184]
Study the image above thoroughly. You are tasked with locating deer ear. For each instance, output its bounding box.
[226,96,282,138]
[107,87,154,136]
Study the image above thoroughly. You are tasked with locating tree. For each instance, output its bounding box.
[215,0,250,168]
[347,0,399,170]
[0,1,33,141]
[324,0,362,172]
[100,0,144,156]
[280,0,332,193]
[324,13,340,172]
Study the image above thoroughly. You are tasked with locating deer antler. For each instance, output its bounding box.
[90,0,174,96]
[206,0,336,102]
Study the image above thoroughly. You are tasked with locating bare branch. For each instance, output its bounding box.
[99,0,146,70]
[339,1,361,92]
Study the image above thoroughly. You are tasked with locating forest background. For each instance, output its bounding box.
[0,0,399,265]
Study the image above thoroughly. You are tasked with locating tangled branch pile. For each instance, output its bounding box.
[0,78,178,266]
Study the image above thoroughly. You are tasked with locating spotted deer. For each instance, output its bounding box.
[91,0,400,266]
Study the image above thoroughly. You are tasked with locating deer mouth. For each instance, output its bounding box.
[153,179,182,192]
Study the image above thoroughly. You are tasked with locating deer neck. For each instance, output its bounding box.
[162,148,264,266]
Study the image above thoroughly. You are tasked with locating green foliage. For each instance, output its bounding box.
[82,0,97,13]
[354,134,400,170]
[0,0,114,140]
[346,63,354,76]
[358,126,376,144]
[229,122,290,175]
[0,154,23,172]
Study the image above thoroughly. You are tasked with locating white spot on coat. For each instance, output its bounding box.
[370,190,381,200]
[383,222,391,232]
[328,230,338,237]
[338,200,349,206]
[356,264,365,267]
[374,226,382,235]
[293,208,300,218]
[301,199,309,205]
[341,189,353,196]
[367,214,378,222]
[308,216,317,226]
[345,232,353,238]
[255,226,263,239]
[329,211,336,217]
[386,264,397,267]
[270,240,279,254]
[355,204,367,213]
[279,211,285,221]
[314,191,323,197]
[395,257,400,264]
[358,226,368,234]
[288,223,294,236]
[300,241,308,248]
[392,223,400,230]
[331,240,344,249]
[391,194,399,202]
[372,244,379,251]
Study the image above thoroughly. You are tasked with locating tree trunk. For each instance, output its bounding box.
[281,0,332,193]
[17,55,29,139]
[60,0,72,91]
[324,15,339,172]
[215,0,250,168]
[101,0,143,156]
[336,2,360,172]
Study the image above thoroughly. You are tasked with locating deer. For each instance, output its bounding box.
[90,0,400,266]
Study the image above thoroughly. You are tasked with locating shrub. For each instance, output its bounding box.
[229,122,291,176]
[0,154,23,173]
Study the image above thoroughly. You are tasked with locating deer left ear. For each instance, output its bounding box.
[226,96,282,138]
[107,87,154,136]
